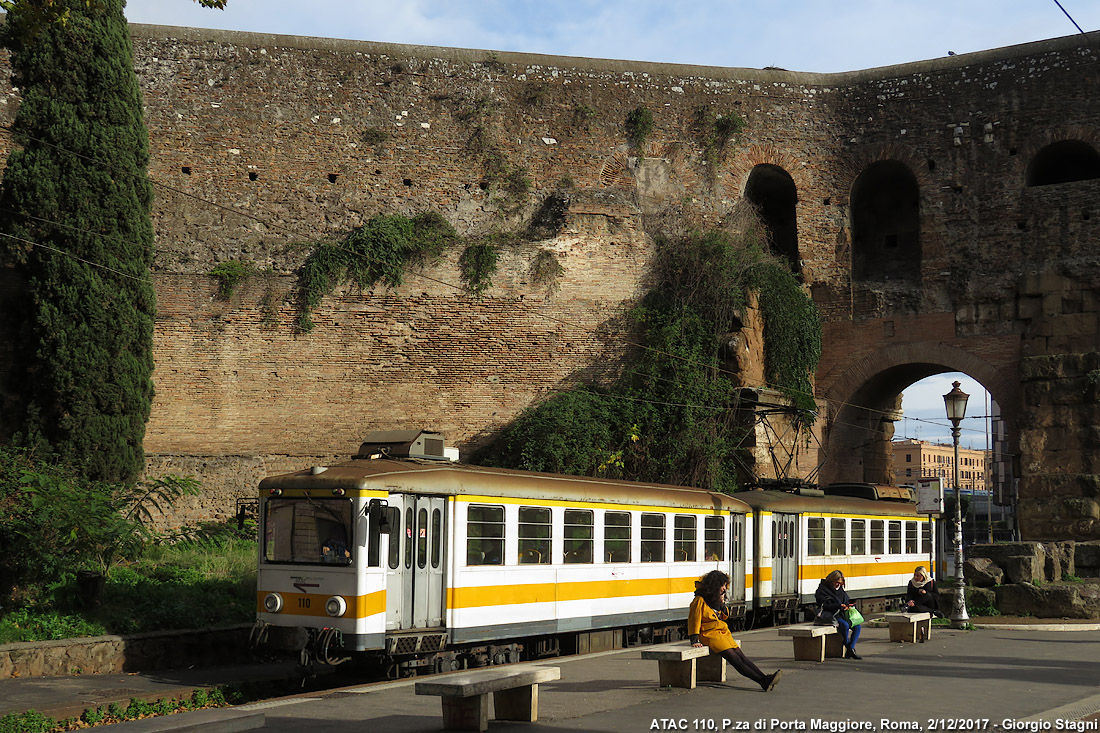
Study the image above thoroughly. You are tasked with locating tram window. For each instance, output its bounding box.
[921,521,932,554]
[870,520,885,554]
[518,506,551,564]
[263,497,354,566]
[417,508,428,569]
[641,513,665,562]
[704,516,724,561]
[888,520,902,554]
[431,508,442,569]
[673,515,697,561]
[387,507,401,570]
[604,511,631,563]
[904,521,918,553]
[404,508,414,569]
[807,517,825,556]
[829,518,846,555]
[467,504,504,565]
[731,518,742,563]
[564,509,594,563]
[851,519,866,555]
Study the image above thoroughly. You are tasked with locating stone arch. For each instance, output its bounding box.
[1025,139,1100,187]
[819,343,1019,487]
[744,164,799,272]
[850,160,921,284]
[726,144,808,197]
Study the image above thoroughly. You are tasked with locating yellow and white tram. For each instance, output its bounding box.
[253,432,932,672]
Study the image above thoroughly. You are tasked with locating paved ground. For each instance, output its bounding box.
[5,623,1100,732]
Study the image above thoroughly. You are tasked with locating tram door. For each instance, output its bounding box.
[385,494,447,630]
[771,513,799,596]
[729,514,747,601]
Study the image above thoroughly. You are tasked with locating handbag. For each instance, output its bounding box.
[813,607,838,627]
[845,607,865,626]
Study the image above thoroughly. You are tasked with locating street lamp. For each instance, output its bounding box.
[943,380,970,628]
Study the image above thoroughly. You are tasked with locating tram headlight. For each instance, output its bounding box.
[263,592,284,613]
[325,595,347,617]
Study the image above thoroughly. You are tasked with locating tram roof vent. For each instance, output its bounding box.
[823,482,915,502]
[356,430,450,461]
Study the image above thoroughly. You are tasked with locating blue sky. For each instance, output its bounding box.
[126,1,1014,447]
[125,0,1100,73]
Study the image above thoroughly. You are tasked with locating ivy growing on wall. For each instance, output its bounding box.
[459,241,500,295]
[209,260,253,300]
[474,228,821,492]
[294,211,456,332]
[625,106,654,158]
[695,105,746,179]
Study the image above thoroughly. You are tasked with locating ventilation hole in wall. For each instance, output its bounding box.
[478,181,489,190]
[464,183,472,190]
[181,166,191,175]
[823,197,831,206]
[952,184,963,193]
[375,169,382,175]
[1016,220,1028,230]
[328,173,339,183]
[1084,211,1091,221]
[403,178,413,186]
[248,171,258,181]
[927,159,936,171]
[1009,147,1018,156]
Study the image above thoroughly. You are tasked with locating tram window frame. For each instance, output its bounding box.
[888,520,902,554]
[673,515,697,562]
[404,507,414,569]
[641,513,665,563]
[604,511,631,563]
[829,518,847,555]
[466,504,505,566]
[431,508,442,569]
[416,507,428,569]
[807,517,826,556]
[870,519,885,554]
[263,497,355,566]
[851,519,866,555]
[387,507,401,570]
[921,521,932,554]
[704,516,724,561]
[904,520,918,553]
[563,509,594,564]
[518,506,551,564]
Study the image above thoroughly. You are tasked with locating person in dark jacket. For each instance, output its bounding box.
[689,570,782,691]
[815,569,862,659]
[905,566,940,615]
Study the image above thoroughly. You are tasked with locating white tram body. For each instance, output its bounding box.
[255,438,753,667]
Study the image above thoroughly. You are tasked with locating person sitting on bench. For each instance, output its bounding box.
[689,570,781,692]
[905,566,940,616]
[815,570,862,659]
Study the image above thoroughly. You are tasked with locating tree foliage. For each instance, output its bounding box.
[0,0,156,483]
[474,229,822,493]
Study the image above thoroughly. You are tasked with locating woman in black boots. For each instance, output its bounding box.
[689,570,782,691]
[815,569,863,659]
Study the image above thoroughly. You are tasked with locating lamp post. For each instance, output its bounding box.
[943,380,970,629]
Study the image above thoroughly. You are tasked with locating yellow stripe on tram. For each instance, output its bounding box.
[448,576,702,609]
[256,589,386,619]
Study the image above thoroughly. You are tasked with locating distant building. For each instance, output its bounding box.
[891,438,990,493]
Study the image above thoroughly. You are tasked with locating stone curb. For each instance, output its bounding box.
[101,708,265,732]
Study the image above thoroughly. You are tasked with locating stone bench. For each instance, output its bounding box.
[884,612,932,643]
[414,665,561,732]
[777,624,846,662]
[640,642,733,689]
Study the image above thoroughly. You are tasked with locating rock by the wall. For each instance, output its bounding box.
[964,557,1004,587]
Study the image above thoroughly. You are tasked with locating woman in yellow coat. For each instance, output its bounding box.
[689,570,782,692]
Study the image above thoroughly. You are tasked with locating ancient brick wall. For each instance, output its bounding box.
[0,25,1097,538]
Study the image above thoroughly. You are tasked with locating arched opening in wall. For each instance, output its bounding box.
[822,355,1018,546]
[744,164,799,273]
[850,160,920,283]
[1025,140,1100,187]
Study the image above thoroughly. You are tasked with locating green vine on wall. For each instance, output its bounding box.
[459,241,500,295]
[209,260,254,300]
[294,212,456,332]
[695,105,746,179]
[750,263,822,417]
[625,106,654,159]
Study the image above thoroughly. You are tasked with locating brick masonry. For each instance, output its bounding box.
[0,25,1098,539]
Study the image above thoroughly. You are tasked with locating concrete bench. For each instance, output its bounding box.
[884,612,932,643]
[777,624,846,662]
[640,642,733,689]
[414,665,561,732]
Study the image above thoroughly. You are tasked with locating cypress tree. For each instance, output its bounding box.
[0,0,156,483]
